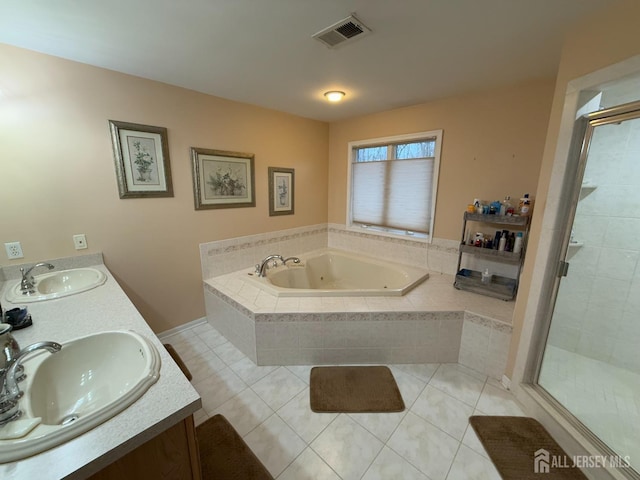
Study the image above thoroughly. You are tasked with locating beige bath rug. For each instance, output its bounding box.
[469,415,588,479]
[310,366,405,413]
[197,414,274,480]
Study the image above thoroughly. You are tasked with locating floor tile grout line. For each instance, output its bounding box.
[306,441,346,480]
[443,431,467,480]
[383,433,439,480]
[256,409,326,478]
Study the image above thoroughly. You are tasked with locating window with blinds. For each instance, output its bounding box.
[349,131,442,238]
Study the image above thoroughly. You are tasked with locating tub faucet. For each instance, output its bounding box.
[19,262,55,294]
[255,255,301,277]
[0,341,62,425]
[255,255,284,277]
[283,257,301,266]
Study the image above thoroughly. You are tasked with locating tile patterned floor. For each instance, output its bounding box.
[165,322,527,480]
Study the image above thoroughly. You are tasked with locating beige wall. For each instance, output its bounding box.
[327,79,555,240]
[506,0,640,376]
[0,44,329,333]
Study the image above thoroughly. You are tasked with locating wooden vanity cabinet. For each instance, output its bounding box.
[88,415,201,480]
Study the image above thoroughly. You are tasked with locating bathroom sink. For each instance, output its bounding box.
[0,330,161,463]
[4,267,107,303]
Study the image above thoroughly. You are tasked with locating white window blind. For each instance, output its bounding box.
[350,132,441,236]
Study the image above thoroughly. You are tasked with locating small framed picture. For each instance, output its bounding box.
[108,120,173,198]
[191,147,256,210]
[268,167,295,216]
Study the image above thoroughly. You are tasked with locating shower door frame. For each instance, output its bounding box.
[525,100,640,480]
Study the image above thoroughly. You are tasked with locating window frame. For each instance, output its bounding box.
[346,130,443,243]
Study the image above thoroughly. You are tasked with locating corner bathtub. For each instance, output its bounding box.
[246,249,429,297]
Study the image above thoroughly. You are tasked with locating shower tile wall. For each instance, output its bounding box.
[549,118,640,373]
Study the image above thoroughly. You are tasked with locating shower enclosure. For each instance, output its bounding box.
[537,100,640,475]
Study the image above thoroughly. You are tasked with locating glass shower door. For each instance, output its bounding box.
[538,107,640,472]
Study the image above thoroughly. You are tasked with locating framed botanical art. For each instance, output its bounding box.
[268,167,294,216]
[191,147,256,210]
[108,120,173,198]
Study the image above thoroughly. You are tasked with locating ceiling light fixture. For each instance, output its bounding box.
[324,90,345,103]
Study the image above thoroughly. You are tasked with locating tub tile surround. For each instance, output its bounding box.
[199,224,328,280]
[201,225,515,380]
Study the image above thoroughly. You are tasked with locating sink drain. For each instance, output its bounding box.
[60,414,79,426]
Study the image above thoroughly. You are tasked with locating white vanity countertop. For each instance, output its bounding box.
[0,262,201,479]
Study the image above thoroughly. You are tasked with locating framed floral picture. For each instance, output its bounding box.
[191,147,256,210]
[268,167,294,216]
[108,120,173,198]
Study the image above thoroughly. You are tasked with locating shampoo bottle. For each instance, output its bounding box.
[514,232,524,254]
[498,235,507,252]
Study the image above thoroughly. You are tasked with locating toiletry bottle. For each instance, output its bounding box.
[500,196,510,216]
[506,197,515,216]
[507,232,515,252]
[513,232,524,254]
[494,231,502,250]
[499,230,509,251]
[474,232,484,247]
[481,268,492,285]
[519,194,531,215]
[498,235,507,252]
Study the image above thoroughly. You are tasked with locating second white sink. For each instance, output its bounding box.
[0,330,161,463]
[5,267,107,303]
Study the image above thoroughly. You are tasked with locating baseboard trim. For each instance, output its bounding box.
[157,317,208,341]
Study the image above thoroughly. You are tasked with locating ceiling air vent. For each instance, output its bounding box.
[312,15,371,49]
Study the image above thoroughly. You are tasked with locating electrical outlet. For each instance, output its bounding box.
[4,242,24,259]
[73,234,88,250]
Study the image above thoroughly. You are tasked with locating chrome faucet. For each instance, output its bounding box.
[0,341,62,426]
[254,255,301,277]
[255,255,284,277]
[0,323,21,376]
[283,257,301,266]
[19,262,55,294]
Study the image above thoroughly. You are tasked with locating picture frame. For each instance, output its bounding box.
[268,167,295,216]
[108,120,173,198]
[191,147,256,210]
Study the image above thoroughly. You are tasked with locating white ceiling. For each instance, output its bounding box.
[0,0,620,122]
